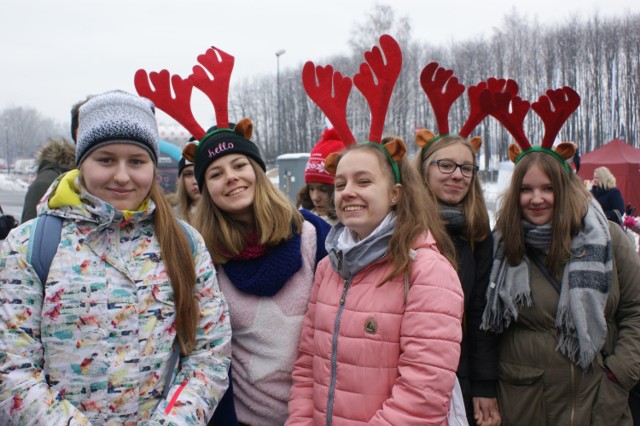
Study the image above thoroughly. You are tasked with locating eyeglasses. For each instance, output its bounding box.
[430,159,479,177]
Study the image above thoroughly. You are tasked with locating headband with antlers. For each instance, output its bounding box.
[478,81,580,174]
[302,34,406,183]
[416,62,506,158]
[134,46,265,190]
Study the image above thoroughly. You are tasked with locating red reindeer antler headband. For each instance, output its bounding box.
[134,46,267,190]
[479,82,580,173]
[134,46,235,141]
[417,63,516,157]
[302,34,405,183]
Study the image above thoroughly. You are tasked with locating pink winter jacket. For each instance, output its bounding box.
[287,232,464,425]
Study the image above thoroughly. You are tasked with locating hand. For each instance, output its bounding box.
[623,215,637,228]
[473,397,501,426]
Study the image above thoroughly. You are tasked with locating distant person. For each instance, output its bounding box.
[21,95,92,223]
[175,141,201,226]
[0,90,232,423]
[591,166,625,225]
[70,95,94,144]
[297,128,345,225]
[21,137,75,222]
[0,204,18,240]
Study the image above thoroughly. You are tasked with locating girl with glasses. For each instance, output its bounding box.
[415,133,500,426]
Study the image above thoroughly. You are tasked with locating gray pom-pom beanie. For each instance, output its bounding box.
[76,90,159,165]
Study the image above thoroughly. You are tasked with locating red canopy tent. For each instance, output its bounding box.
[577,139,640,212]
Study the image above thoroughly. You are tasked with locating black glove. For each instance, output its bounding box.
[626,203,637,217]
[0,214,19,240]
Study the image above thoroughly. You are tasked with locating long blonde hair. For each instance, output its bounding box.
[496,152,590,273]
[593,166,617,190]
[334,143,456,283]
[196,157,303,264]
[415,134,490,242]
[176,165,199,225]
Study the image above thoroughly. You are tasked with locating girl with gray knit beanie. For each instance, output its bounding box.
[0,90,232,424]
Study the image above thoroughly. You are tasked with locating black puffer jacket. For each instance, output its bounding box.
[0,205,18,240]
[448,227,499,420]
[21,138,75,223]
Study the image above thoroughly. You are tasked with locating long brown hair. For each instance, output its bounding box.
[195,157,303,264]
[496,152,590,274]
[335,143,456,283]
[79,168,198,354]
[150,180,198,354]
[415,134,490,241]
[296,183,337,220]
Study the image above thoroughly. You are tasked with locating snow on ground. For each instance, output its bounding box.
[0,172,30,191]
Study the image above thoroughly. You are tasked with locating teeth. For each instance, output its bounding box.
[228,188,244,196]
[344,206,364,211]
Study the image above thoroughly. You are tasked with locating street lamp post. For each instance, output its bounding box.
[275,49,286,157]
[4,121,9,176]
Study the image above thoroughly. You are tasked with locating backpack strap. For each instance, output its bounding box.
[526,246,561,294]
[27,215,63,284]
[177,220,196,256]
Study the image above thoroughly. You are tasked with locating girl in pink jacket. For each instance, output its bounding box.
[287,138,464,425]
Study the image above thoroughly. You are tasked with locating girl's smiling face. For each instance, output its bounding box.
[425,143,475,206]
[205,154,256,224]
[334,149,400,239]
[520,163,555,225]
[81,144,154,211]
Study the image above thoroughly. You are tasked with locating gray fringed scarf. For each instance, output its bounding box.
[481,198,612,369]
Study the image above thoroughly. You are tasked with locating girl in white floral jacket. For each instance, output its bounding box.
[0,90,232,425]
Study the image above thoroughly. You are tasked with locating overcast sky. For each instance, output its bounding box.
[1,0,637,127]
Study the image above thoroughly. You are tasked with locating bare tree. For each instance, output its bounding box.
[0,107,67,171]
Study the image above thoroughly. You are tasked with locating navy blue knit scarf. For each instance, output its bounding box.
[221,209,329,297]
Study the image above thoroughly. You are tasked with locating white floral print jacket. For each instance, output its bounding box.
[0,176,231,425]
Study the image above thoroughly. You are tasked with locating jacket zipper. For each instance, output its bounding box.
[164,378,188,415]
[570,363,576,425]
[326,274,352,426]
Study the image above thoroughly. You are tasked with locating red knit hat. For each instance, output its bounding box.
[304,128,346,184]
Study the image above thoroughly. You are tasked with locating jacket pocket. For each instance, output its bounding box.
[498,361,546,426]
[591,368,631,425]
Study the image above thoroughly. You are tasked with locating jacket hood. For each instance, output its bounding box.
[37,138,76,170]
[325,214,397,279]
[326,218,438,280]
